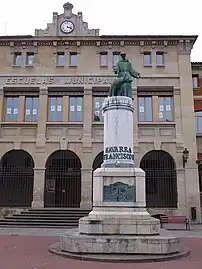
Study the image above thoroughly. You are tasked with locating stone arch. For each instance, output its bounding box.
[140,150,177,208]
[92,151,104,171]
[44,150,82,207]
[0,149,34,207]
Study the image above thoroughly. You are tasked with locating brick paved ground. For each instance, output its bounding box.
[0,235,202,269]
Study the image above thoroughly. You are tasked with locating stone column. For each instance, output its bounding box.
[80,86,93,209]
[31,86,48,208]
[174,88,183,143]
[32,168,46,208]
[178,40,201,222]
[0,88,4,138]
[103,96,134,167]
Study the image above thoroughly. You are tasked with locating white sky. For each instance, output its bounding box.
[0,0,201,62]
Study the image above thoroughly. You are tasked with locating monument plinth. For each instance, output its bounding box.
[79,96,160,236]
[50,52,187,262]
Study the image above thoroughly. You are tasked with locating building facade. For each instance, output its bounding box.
[192,62,202,207]
[0,2,201,221]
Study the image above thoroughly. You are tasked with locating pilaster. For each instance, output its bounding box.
[178,43,201,222]
[80,86,93,209]
[0,87,4,122]
[82,86,92,148]
[32,168,45,208]
[36,86,48,149]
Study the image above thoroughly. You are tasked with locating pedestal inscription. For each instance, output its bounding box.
[103,182,136,202]
[103,146,134,162]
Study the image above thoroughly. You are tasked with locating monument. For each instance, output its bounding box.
[50,53,189,262]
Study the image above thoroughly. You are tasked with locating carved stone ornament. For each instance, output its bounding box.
[103,182,136,202]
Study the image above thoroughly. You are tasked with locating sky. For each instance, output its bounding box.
[0,0,201,62]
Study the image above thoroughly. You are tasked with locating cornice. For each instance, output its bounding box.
[0,35,198,47]
[191,62,202,70]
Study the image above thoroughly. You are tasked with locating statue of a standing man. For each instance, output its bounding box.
[109,52,140,99]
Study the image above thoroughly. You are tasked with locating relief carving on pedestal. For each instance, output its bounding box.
[103,182,136,202]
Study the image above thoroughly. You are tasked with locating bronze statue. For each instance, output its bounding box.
[109,52,140,99]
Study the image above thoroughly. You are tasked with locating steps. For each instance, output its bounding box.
[0,208,90,228]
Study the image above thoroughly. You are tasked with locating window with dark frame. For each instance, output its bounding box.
[93,96,105,121]
[48,97,63,121]
[156,52,164,66]
[26,52,34,66]
[57,52,65,66]
[100,52,108,66]
[13,52,22,66]
[143,52,151,66]
[192,74,199,88]
[113,53,120,67]
[69,96,83,122]
[69,52,77,67]
[24,97,39,121]
[138,94,173,122]
[4,96,19,121]
[195,111,202,133]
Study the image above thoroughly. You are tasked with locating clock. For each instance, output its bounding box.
[60,20,75,34]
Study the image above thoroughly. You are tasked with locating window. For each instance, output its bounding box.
[158,96,172,121]
[4,97,19,121]
[113,53,120,67]
[156,52,164,66]
[192,75,199,88]
[70,52,77,67]
[100,52,108,66]
[196,111,202,133]
[69,96,83,122]
[26,52,34,66]
[57,52,65,66]
[93,97,105,121]
[143,52,151,66]
[13,52,22,66]
[138,97,152,121]
[24,97,38,121]
[138,95,173,122]
[48,97,63,121]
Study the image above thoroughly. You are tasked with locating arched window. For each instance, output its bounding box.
[140,150,178,208]
[44,150,81,208]
[0,150,34,207]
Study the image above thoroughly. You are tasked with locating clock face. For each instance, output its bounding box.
[60,20,75,34]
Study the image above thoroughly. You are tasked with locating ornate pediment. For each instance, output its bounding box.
[35,2,99,37]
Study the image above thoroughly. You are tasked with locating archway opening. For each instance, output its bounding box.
[0,150,34,207]
[44,150,81,208]
[140,150,178,208]
[92,151,104,172]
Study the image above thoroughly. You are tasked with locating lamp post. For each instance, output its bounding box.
[182,148,189,168]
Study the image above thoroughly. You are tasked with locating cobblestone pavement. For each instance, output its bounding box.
[0,236,201,269]
[0,225,202,268]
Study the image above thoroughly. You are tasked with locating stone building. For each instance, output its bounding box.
[0,2,201,221]
[192,62,202,208]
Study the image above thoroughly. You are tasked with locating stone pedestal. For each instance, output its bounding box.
[102,96,134,168]
[79,167,160,235]
[53,96,184,261]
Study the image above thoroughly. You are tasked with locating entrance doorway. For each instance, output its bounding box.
[0,150,34,207]
[140,150,178,208]
[44,150,81,208]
